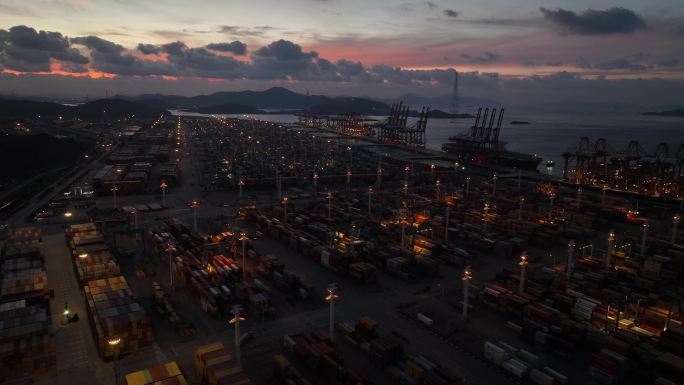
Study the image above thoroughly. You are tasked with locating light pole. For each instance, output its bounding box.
[376,166,382,189]
[166,245,176,291]
[400,204,407,251]
[492,173,497,196]
[191,200,200,232]
[482,202,490,233]
[518,196,525,221]
[282,196,288,224]
[367,187,373,216]
[63,301,69,323]
[160,180,168,206]
[566,240,576,279]
[111,183,118,209]
[641,221,649,255]
[444,205,451,243]
[239,232,248,272]
[325,284,339,343]
[606,229,615,270]
[673,215,680,244]
[462,266,472,318]
[108,337,121,385]
[229,305,245,365]
[430,164,436,181]
[238,179,245,200]
[435,179,441,201]
[577,186,583,208]
[465,176,471,198]
[326,191,333,219]
[313,171,319,189]
[519,252,528,294]
[346,169,352,192]
[602,184,608,205]
[548,192,556,219]
[404,164,410,185]
[403,182,409,196]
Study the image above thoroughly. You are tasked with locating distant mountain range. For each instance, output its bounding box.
[118,87,472,118]
[0,98,167,120]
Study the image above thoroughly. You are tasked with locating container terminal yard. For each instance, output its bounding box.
[2,111,684,385]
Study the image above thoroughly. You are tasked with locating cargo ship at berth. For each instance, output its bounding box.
[441,107,542,171]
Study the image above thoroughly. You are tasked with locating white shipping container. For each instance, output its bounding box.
[417,313,433,326]
[502,358,529,378]
[543,367,568,384]
[530,368,555,385]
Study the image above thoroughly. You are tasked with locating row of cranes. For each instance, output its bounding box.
[561,137,684,196]
[375,101,430,148]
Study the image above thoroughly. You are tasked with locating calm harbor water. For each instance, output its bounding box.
[175,110,684,175]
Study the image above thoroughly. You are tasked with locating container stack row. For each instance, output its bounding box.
[0,227,56,380]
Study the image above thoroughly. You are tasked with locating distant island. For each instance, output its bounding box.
[192,103,264,114]
[643,107,684,117]
[510,120,530,125]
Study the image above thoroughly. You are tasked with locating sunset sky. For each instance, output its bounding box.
[1,0,684,104]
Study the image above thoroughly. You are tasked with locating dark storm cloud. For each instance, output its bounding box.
[461,52,500,63]
[165,46,249,79]
[540,7,646,35]
[137,43,161,55]
[71,36,125,54]
[160,41,187,56]
[0,25,88,72]
[205,41,247,55]
[443,9,459,18]
[254,40,318,61]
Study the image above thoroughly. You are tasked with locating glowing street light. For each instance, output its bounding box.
[577,186,583,207]
[465,176,471,198]
[282,196,289,224]
[361,187,371,217]
[641,221,649,255]
[376,166,383,189]
[313,171,319,189]
[346,169,352,191]
[430,164,436,180]
[64,211,73,218]
[404,164,410,185]
[435,179,441,200]
[518,196,525,221]
[567,240,576,279]
[602,184,608,205]
[326,192,333,219]
[606,229,615,270]
[238,179,245,200]
[229,305,246,365]
[462,266,472,318]
[403,182,409,196]
[673,215,680,244]
[482,202,491,233]
[111,183,118,209]
[519,252,528,293]
[63,301,69,322]
[325,284,339,343]
[166,245,176,290]
[160,180,168,206]
[239,232,248,271]
[190,200,200,232]
[492,173,497,196]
